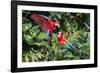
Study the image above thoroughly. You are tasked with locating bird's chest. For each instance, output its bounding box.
[49,24,55,31]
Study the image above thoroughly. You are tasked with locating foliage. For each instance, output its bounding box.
[22,10,90,62]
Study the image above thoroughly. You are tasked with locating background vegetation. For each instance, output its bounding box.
[22,10,90,62]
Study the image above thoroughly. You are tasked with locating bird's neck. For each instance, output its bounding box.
[48,23,55,34]
[59,36,64,41]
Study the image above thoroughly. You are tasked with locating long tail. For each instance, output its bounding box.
[46,30,51,45]
[65,42,78,52]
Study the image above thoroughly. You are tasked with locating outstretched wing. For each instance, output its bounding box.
[31,14,51,32]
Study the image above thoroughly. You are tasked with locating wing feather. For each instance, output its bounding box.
[31,14,51,32]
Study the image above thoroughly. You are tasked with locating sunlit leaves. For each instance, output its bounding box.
[22,23,32,32]
[23,34,33,45]
[37,32,47,40]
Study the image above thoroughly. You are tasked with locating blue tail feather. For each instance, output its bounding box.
[46,30,51,45]
[65,42,77,52]
[46,31,50,42]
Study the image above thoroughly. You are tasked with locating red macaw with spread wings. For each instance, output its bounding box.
[31,14,60,44]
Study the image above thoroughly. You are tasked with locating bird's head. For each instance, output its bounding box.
[52,17,60,27]
[52,19,60,33]
[57,32,62,38]
[53,20,60,28]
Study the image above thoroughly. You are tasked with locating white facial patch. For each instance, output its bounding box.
[55,23,60,27]
[58,32,61,37]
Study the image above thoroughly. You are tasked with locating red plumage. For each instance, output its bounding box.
[57,32,66,45]
[31,14,59,35]
[58,32,78,52]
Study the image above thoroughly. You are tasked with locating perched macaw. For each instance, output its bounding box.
[57,32,78,52]
[31,14,60,44]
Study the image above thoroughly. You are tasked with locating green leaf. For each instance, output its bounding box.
[22,23,32,32]
[56,14,61,19]
[24,34,33,45]
[29,30,36,38]
[38,32,47,40]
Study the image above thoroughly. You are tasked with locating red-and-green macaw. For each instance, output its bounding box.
[31,14,60,44]
[57,32,78,52]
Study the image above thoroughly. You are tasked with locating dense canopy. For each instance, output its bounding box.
[22,10,90,62]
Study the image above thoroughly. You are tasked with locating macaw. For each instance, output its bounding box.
[57,32,78,52]
[31,14,60,44]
